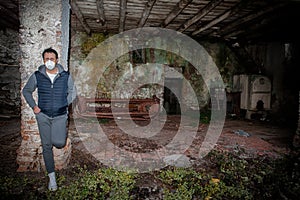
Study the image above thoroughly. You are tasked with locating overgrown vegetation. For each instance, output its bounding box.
[1,150,299,199]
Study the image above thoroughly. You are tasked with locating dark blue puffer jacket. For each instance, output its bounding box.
[35,71,69,117]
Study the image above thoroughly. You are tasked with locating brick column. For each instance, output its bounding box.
[17,0,71,172]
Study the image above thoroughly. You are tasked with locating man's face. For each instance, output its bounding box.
[43,52,57,64]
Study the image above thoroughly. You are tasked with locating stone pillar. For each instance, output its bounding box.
[17,0,71,172]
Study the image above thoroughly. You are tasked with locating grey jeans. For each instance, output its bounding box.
[35,112,68,173]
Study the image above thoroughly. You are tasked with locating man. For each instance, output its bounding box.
[22,47,76,191]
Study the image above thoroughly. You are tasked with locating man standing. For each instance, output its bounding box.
[22,47,76,191]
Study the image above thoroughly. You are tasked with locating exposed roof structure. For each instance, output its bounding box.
[69,0,300,44]
[1,0,300,44]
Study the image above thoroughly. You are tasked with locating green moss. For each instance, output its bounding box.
[81,33,109,56]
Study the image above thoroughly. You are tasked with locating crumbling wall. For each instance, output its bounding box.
[70,32,236,111]
[0,28,20,116]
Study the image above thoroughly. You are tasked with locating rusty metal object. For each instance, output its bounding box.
[73,95,160,120]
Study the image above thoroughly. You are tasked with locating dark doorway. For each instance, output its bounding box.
[163,78,182,115]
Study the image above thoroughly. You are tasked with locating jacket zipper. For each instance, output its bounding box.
[42,72,56,117]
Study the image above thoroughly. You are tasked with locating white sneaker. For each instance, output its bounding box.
[48,172,58,191]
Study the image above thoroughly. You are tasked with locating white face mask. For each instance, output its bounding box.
[45,60,56,70]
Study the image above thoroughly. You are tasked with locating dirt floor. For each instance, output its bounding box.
[0,115,295,197]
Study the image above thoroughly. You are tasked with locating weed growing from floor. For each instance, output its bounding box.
[1,150,299,199]
[48,166,136,200]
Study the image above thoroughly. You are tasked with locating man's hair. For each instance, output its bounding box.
[42,47,58,59]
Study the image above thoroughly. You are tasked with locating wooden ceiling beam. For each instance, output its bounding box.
[70,0,91,35]
[119,0,127,32]
[138,0,157,28]
[192,0,250,36]
[219,3,285,37]
[178,0,223,32]
[223,9,285,42]
[161,0,192,28]
[64,0,297,43]
[96,0,106,26]
[192,9,230,35]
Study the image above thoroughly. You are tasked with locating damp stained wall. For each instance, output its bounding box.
[69,31,238,111]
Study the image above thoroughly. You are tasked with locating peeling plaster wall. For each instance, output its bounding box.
[70,32,234,111]
[69,32,165,106]
[17,0,71,172]
[69,31,299,127]
[99,62,165,99]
